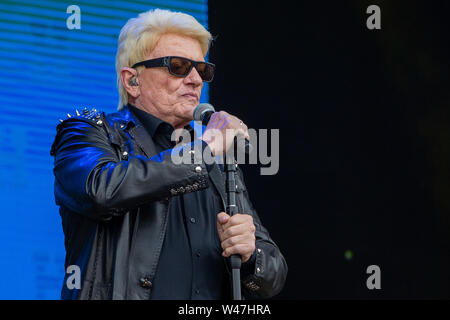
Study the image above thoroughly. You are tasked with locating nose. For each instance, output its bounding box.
[184,66,203,87]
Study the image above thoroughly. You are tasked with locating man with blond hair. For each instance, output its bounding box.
[51,9,287,300]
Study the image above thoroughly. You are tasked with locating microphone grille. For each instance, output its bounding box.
[193,103,215,121]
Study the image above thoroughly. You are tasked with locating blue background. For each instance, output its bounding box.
[0,0,208,299]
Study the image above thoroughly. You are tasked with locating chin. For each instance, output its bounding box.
[176,104,196,123]
[182,103,196,113]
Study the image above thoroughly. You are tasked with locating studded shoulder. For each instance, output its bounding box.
[58,107,104,126]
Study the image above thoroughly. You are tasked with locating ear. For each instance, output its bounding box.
[121,67,140,100]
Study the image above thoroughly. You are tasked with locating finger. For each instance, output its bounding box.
[216,212,230,239]
[222,213,253,229]
[236,127,249,141]
[217,212,230,224]
[221,234,251,251]
[216,111,229,129]
[217,220,225,239]
[222,243,255,259]
[232,116,248,135]
[208,112,226,131]
[221,223,252,240]
[237,120,248,136]
[230,115,243,126]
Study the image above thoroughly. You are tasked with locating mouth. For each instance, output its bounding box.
[182,93,198,101]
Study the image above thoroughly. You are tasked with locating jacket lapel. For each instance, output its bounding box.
[208,162,227,211]
[109,106,158,158]
[128,125,157,158]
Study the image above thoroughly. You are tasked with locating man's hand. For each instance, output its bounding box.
[217,212,256,263]
[200,111,249,156]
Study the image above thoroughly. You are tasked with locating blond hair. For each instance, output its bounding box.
[115,9,213,110]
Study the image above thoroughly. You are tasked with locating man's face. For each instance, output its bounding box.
[135,33,205,128]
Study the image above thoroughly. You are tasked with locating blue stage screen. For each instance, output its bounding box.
[0,0,209,299]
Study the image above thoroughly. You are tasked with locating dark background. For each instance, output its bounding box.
[209,0,450,299]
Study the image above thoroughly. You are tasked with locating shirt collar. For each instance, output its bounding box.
[128,104,170,138]
[127,104,195,141]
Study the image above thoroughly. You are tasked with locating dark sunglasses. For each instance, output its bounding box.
[132,56,215,82]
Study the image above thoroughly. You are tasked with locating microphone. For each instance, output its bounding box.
[193,103,252,154]
[194,103,244,300]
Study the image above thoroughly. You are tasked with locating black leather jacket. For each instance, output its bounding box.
[50,105,287,300]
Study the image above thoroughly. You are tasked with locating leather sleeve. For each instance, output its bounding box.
[236,168,288,299]
[50,117,209,221]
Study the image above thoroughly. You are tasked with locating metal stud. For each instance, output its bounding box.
[59,119,64,123]
[67,113,72,118]
[75,109,80,116]
[96,120,103,125]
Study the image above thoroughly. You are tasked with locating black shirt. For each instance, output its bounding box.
[129,105,230,299]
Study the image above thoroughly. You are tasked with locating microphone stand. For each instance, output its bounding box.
[224,153,242,300]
